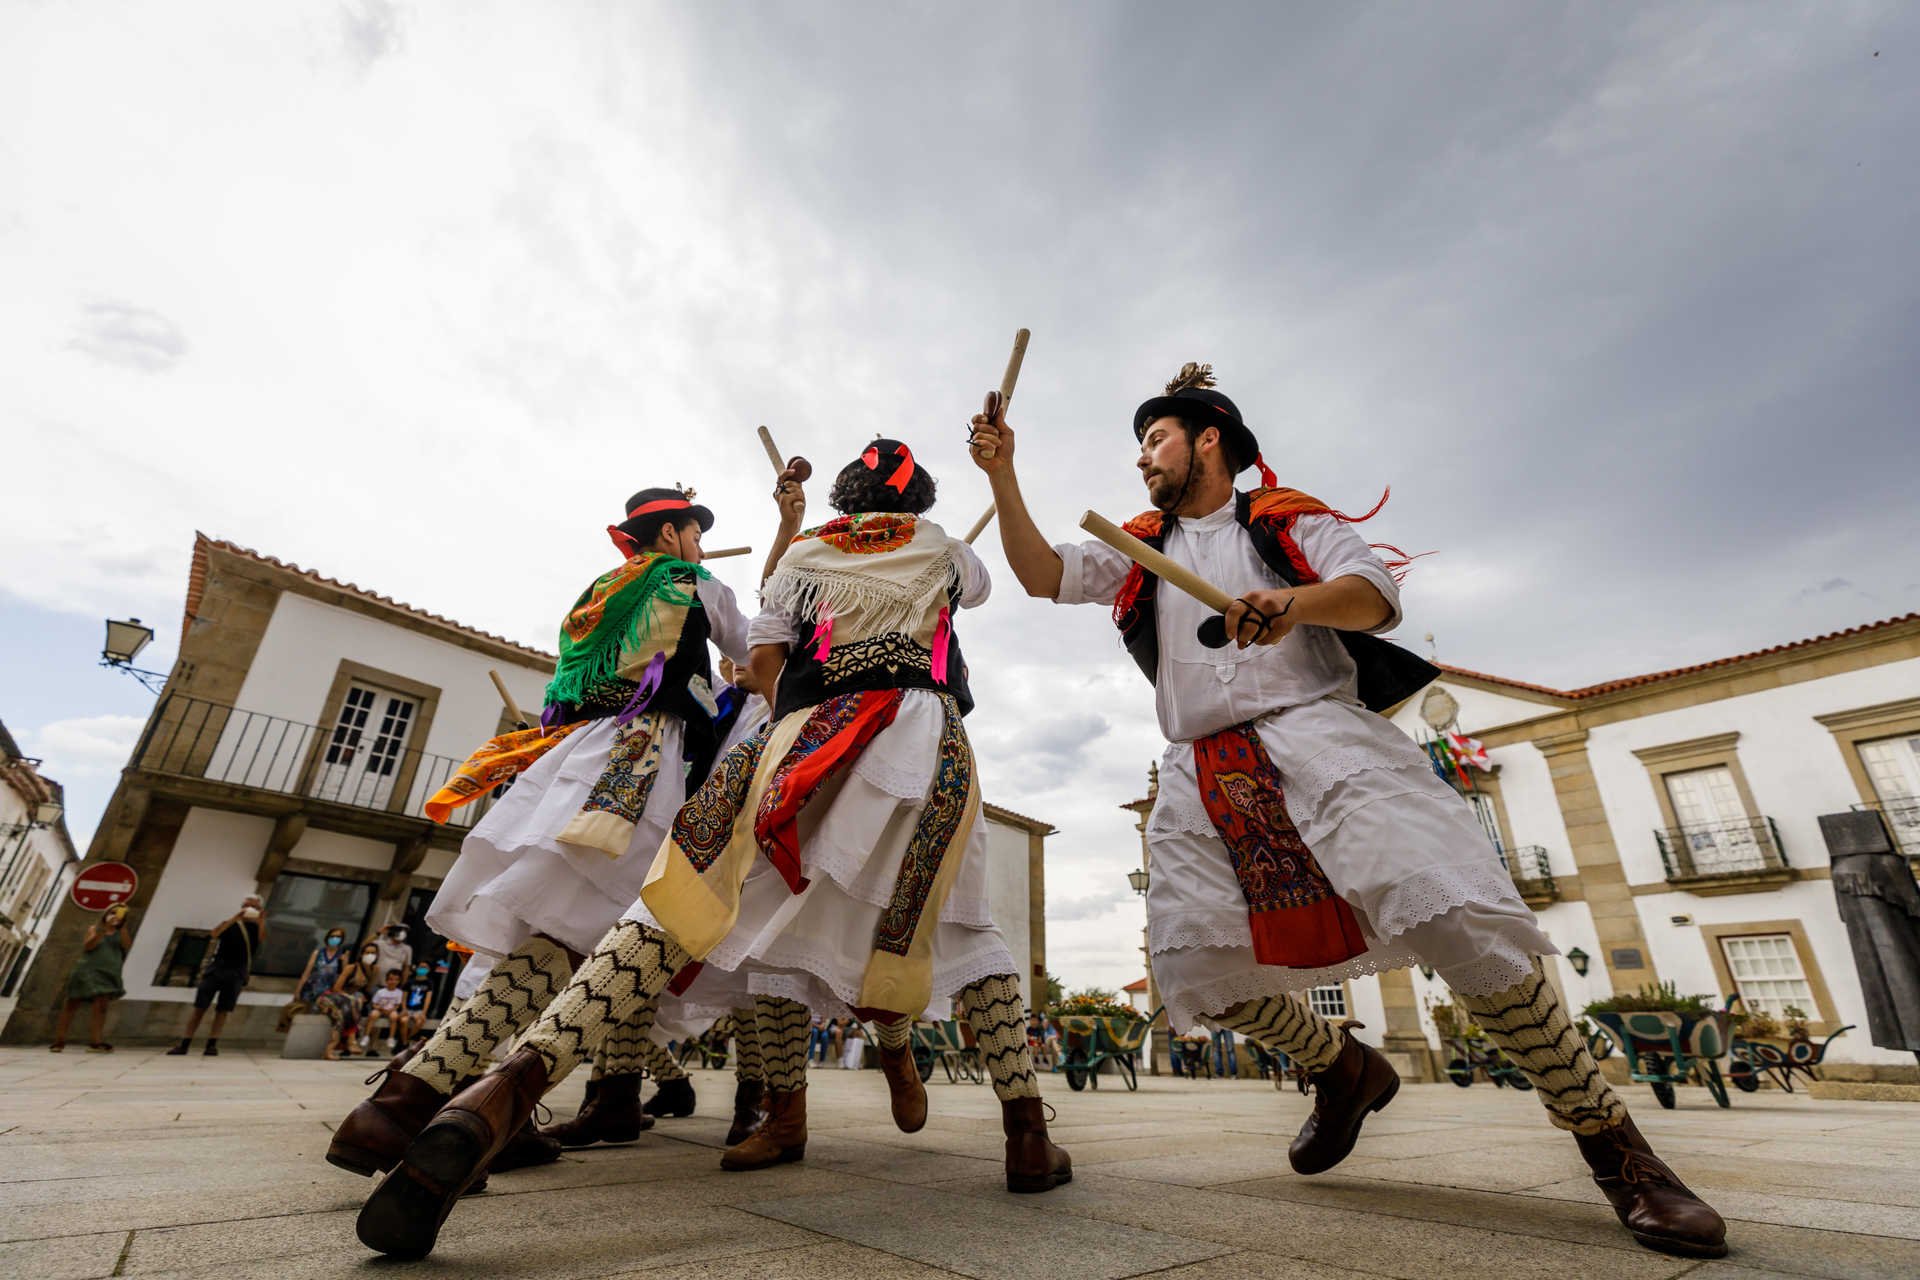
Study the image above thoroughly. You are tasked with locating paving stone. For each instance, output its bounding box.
[0,1230,127,1280]
[747,1182,1232,1280]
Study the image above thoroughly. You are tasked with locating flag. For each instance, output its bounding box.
[1446,732,1490,770]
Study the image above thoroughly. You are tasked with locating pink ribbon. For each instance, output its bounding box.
[811,613,834,661]
[930,605,950,683]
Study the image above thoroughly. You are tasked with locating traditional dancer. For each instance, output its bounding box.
[355,440,1068,1259]
[327,485,755,1180]
[968,365,1727,1260]
[541,674,777,1151]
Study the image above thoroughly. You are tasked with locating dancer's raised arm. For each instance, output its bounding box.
[967,405,1064,599]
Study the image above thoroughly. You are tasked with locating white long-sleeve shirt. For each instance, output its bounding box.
[695,577,752,664]
[746,536,992,648]
[1053,495,1403,743]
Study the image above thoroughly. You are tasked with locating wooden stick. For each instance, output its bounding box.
[756,425,785,475]
[1078,511,1235,614]
[703,545,752,559]
[999,328,1031,407]
[969,327,1032,528]
[487,669,527,727]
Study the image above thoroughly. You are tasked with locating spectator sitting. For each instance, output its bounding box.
[50,904,132,1053]
[808,1012,829,1064]
[363,970,405,1056]
[362,922,412,981]
[400,962,435,1043]
[279,927,350,1032]
[319,942,381,1060]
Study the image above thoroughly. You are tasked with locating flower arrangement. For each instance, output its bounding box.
[1048,988,1140,1021]
[1583,980,1717,1017]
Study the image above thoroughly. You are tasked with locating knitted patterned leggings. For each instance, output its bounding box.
[402,935,573,1095]
[517,922,690,1085]
[958,974,1039,1101]
[756,996,812,1091]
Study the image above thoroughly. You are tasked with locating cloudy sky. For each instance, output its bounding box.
[3,2,1914,993]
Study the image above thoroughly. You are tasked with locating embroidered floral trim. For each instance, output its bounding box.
[724,935,1019,1018]
[1284,746,1435,826]
[1146,795,1217,836]
[1149,910,1254,953]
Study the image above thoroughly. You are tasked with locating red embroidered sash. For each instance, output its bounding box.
[1193,724,1367,969]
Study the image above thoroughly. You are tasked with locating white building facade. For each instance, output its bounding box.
[0,725,79,1032]
[7,536,1051,1045]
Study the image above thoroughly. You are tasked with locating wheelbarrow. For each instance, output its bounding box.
[1587,1009,1735,1109]
[1441,1036,1535,1090]
[1054,1006,1160,1092]
[910,1018,985,1085]
[1724,994,1854,1094]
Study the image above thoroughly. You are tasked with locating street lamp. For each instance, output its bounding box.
[1127,867,1149,895]
[101,617,166,693]
[1566,947,1590,977]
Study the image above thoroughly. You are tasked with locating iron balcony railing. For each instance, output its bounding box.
[1852,798,1920,857]
[1502,844,1556,895]
[1655,816,1786,880]
[132,693,494,829]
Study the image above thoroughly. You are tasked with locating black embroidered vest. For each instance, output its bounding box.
[772,578,976,722]
[1115,490,1439,714]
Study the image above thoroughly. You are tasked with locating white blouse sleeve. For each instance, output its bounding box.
[1291,514,1404,634]
[696,577,753,662]
[1052,538,1133,607]
[949,540,992,609]
[746,605,800,649]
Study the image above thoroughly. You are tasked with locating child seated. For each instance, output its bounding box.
[364,970,405,1056]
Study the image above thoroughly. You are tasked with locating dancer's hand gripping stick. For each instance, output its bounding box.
[968,327,1030,541]
[1076,511,1282,649]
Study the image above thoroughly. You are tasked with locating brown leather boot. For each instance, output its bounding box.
[1574,1116,1728,1258]
[326,1067,447,1177]
[539,1073,650,1148]
[877,1044,928,1133]
[643,1075,697,1118]
[355,1049,550,1259]
[726,1078,767,1146]
[1001,1097,1072,1193]
[1289,1032,1399,1175]
[719,1084,806,1170]
[486,1118,563,1172]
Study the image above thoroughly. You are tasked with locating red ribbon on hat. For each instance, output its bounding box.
[627,497,692,519]
[861,443,916,493]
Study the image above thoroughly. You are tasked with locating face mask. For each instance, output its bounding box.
[326,935,344,947]
[414,969,428,979]
[363,952,379,964]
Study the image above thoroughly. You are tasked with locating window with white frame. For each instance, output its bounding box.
[1859,733,1920,853]
[311,683,419,809]
[1719,934,1815,1018]
[1306,985,1348,1020]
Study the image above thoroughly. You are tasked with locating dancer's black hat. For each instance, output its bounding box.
[610,486,714,556]
[1132,363,1270,483]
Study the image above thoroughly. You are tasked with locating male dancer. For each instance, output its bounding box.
[355,440,1067,1259]
[326,485,763,1179]
[967,365,1727,1260]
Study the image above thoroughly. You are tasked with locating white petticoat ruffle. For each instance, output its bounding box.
[427,715,689,957]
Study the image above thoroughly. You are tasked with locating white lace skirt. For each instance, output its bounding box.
[427,716,689,958]
[1148,696,1553,1031]
[623,691,1016,1021]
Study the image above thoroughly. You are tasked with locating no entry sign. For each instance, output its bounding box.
[71,862,138,912]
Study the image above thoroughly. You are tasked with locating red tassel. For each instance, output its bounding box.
[1254,453,1277,488]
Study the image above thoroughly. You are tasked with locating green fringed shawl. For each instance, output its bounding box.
[544,553,709,707]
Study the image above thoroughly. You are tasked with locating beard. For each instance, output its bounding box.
[1144,464,1187,511]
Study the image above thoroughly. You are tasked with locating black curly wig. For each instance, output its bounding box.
[827,440,938,515]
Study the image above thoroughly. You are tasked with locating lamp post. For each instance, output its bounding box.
[1566,947,1591,978]
[101,617,166,693]
[1127,867,1149,896]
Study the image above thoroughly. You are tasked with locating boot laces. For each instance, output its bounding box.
[363,1065,392,1088]
[1615,1142,1678,1188]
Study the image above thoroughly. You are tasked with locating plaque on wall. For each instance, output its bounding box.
[1610,947,1645,970]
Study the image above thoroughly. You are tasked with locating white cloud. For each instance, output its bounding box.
[23,714,147,778]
